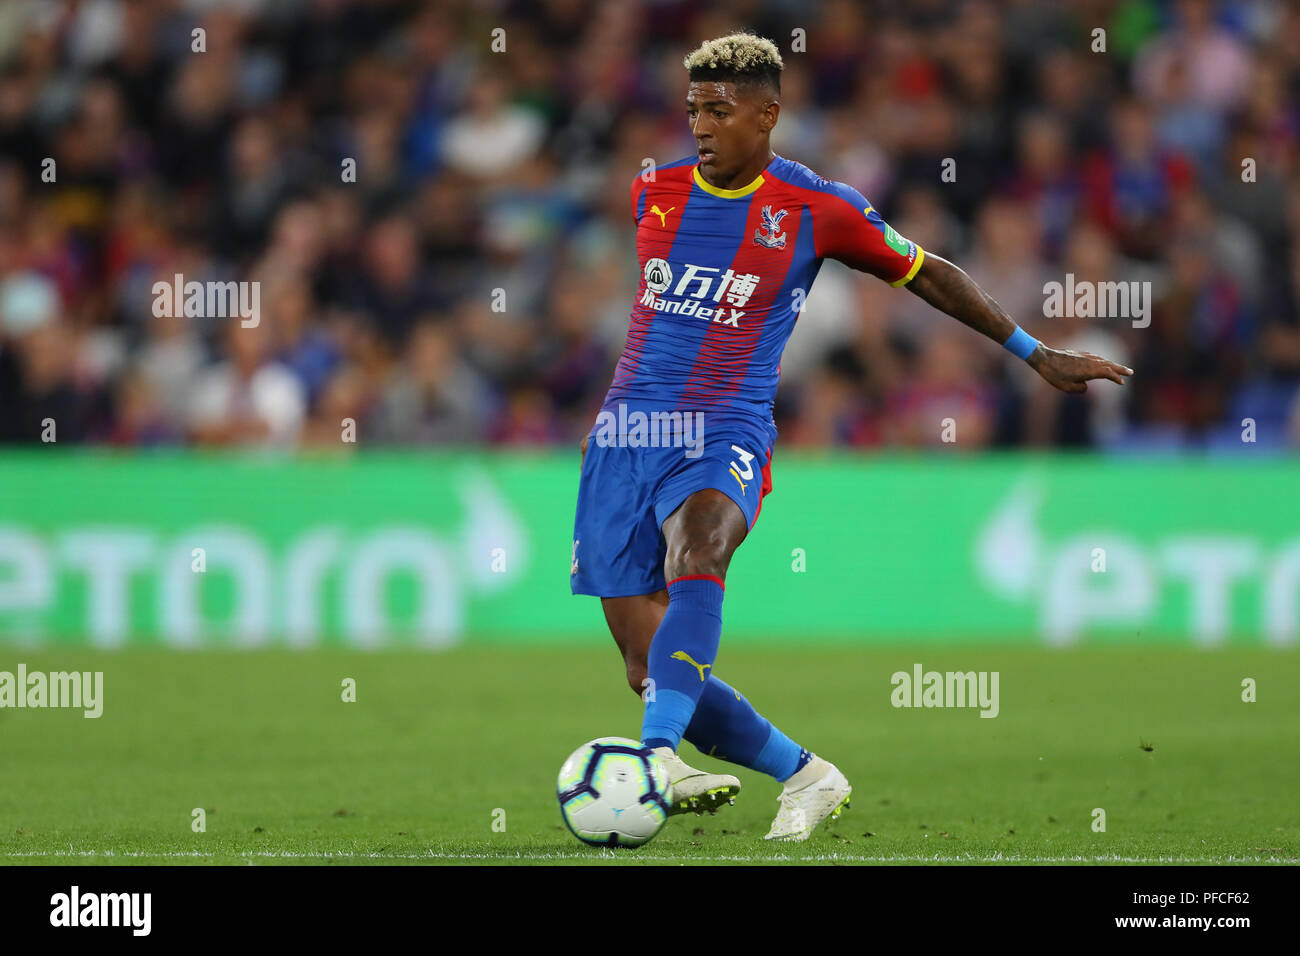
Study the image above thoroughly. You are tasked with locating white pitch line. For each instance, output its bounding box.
[0,849,1293,864]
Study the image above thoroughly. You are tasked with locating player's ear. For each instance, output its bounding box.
[761,99,780,132]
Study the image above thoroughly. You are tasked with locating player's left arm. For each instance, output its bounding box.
[813,186,1133,393]
[905,253,1133,393]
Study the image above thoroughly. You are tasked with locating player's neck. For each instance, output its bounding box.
[702,148,775,191]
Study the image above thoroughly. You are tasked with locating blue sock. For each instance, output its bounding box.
[684,675,812,782]
[641,577,724,751]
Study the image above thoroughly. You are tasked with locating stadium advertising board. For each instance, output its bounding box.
[0,453,1296,647]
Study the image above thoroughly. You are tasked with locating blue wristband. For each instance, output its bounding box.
[1002,326,1040,361]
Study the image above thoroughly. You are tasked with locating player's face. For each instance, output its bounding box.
[686,81,775,182]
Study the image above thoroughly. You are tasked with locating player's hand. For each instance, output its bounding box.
[1027,345,1133,394]
[580,434,589,465]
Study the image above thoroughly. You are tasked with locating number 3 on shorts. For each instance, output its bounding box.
[729,445,756,480]
[728,444,756,495]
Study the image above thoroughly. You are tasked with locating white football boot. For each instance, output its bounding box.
[651,747,741,816]
[763,756,851,841]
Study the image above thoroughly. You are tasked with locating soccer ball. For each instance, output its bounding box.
[556,737,672,847]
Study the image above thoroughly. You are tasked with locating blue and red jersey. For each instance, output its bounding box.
[602,153,925,426]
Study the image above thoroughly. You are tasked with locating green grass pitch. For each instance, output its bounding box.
[0,645,1295,865]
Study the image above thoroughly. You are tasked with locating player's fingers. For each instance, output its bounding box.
[1079,354,1132,377]
[1084,360,1130,384]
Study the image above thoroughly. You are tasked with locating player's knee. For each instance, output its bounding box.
[664,536,730,582]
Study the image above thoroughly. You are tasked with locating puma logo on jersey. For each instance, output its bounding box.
[670,650,711,682]
[650,204,675,227]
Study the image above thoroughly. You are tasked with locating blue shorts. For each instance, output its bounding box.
[570,412,775,598]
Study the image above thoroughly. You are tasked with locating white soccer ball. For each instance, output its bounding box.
[556,737,672,847]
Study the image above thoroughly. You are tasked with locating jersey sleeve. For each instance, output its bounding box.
[811,183,925,287]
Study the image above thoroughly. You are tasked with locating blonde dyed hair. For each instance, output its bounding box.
[683,32,783,84]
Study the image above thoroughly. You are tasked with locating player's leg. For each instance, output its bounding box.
[576,429,746,813]
[685,672,853,841]
[606,583,846,836]
[638,488,744,756]
[601,589,665,697]
[641,478,851,840]
[574,432,738,813]
[581,429,849,838]
[603,590,741,814]
[607,588,807,779]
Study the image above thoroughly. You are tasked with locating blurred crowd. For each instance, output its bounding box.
[1,0,1299,452]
